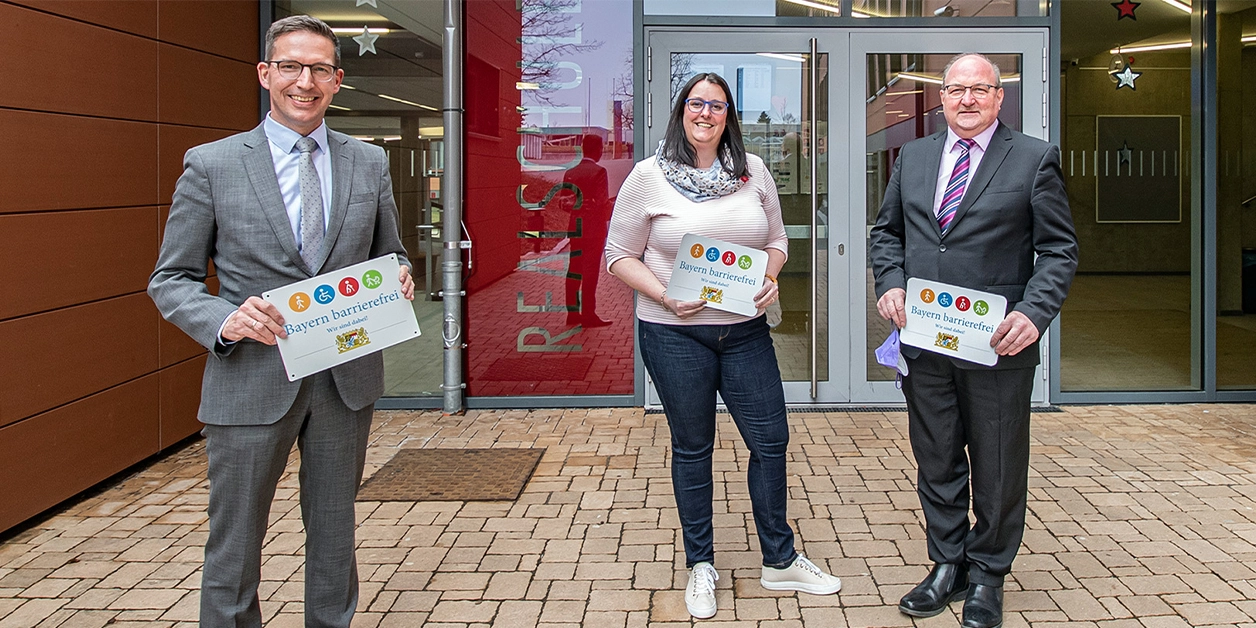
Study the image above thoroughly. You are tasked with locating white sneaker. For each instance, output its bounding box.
[760,555,841,595]
[685,562,719,619]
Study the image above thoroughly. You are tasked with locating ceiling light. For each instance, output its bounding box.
[885,90,924,97]
[1160,0,1191,13]
[378,93,439,111]
[329,104,351,111]
[896,71,943,85]
[781,0,841,15]
[1109,41,1191,54]
[758,53,807,63]
[331,27,391,35]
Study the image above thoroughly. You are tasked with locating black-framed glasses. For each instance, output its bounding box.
[941,83,1000,100]
[684,98,730,115]
[266,60,340,82]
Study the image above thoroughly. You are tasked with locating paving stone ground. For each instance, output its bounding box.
[1,404,1254,628]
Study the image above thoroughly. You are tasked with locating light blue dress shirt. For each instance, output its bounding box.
[264,115,333,252]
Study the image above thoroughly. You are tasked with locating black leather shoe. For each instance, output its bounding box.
[898,563,968,618]
[961,583,1004,628]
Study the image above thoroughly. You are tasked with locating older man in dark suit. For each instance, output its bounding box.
[148,15,412,628]
[870,53,1078,628]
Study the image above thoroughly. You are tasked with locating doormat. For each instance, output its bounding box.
[479,356,592,381]
[357,448,545,502]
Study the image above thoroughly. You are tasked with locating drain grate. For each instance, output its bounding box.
[357,448,545,502]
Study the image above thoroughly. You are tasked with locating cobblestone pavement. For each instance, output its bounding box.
[2,405,1255,628]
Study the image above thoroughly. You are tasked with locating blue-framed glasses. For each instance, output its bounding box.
[684,98,730,115]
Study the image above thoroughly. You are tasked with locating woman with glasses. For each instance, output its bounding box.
[605,73,841,620]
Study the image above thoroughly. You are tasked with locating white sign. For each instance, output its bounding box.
[900,278,1008,367]
[668,233,769,317]
[264,254,420,381]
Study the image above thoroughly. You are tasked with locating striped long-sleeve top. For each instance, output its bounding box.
[604,153,789,325]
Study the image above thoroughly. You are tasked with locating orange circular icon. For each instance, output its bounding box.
[920,289,936,304]
[690,243,704,258]
[289,292,312,312]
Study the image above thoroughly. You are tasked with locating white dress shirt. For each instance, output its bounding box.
[932,120,1000,217]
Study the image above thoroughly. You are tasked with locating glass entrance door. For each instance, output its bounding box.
[645,29,1050,405]
[647,31,847,403]
[847,30,1050,404]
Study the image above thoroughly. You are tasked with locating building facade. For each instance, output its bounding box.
[2,0,1254,532]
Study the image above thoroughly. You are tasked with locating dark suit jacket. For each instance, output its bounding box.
[148,122,409,425]
[869,123,1078,370]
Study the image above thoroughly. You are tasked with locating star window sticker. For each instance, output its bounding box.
[1118,141,1133,167]
[1112,0,1140,20]
[356,0,377,7]
[1115,64,1141,90]
[354,26,379,56]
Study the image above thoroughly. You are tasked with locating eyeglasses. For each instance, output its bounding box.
[684,98,730,115]
[942,83,1000,100]
[266,60,340,82]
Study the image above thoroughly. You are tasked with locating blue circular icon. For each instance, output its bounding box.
[705,247,720,262]
[314,284,336,305]
[938,292,953,308]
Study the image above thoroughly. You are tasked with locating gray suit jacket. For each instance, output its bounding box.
[869,123,1078,370]
[149,122,408,424]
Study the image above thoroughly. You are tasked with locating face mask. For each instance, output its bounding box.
[875,328,909,377]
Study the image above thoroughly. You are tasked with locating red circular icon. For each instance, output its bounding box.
[956,296,971,312]
[339,277,360,296]
[721,251,736,266]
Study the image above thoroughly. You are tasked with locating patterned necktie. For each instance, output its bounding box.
[296,136,324,268]
[937,137,976,234]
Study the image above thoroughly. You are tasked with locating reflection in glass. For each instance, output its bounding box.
[1216,3,1256,390]
[853,0,1029,18]
[673,52,829,384]
[277,1,445,397]
[645,0,841,17]
[864,53,1021,381]
[1058,0,1196,391]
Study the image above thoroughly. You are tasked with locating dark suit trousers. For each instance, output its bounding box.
[902,351,1035,587]
[200,371,373,628]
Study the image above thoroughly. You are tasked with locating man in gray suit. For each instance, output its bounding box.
[870,53,1077,628]
[148,15,412,628]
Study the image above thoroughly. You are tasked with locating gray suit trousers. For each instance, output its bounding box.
[199,372,373,628]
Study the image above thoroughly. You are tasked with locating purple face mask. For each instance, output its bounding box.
[875,329,909,377]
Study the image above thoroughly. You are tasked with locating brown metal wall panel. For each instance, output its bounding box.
[0,4,158,120]
[0,294,160,427]
[158,0,258,63]
[160,355,206,448]
[9,0,159,38]
[0,111,159,213]
[158,44,260,131]
[0,207,158,320]
[159,125,241,204]
[0,375,160,533]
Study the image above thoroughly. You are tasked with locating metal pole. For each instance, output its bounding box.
[441,0,466,413]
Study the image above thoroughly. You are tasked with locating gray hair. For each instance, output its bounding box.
[941,53,1002,87]
[265,15,341,67]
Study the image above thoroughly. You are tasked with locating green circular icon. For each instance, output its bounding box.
[737,255,753,270]
[362,269,384,290]
[973,300,989,316]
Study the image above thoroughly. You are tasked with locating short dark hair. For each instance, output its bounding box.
[659,73,748,180]
[941,52,1002,87]
[266,15,341,67]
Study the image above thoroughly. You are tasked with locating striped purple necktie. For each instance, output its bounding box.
[937,138,977,234]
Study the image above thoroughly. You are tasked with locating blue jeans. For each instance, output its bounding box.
[639,317,797,569]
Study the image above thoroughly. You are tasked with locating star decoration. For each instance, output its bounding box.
[1115,64,1141,90]
[1112,0,1139,20]
[353,26,378,56]
[356,0,377,7]
[1118,141,1133,166]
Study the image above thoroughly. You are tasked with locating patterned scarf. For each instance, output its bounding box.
[657,146,747,203]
